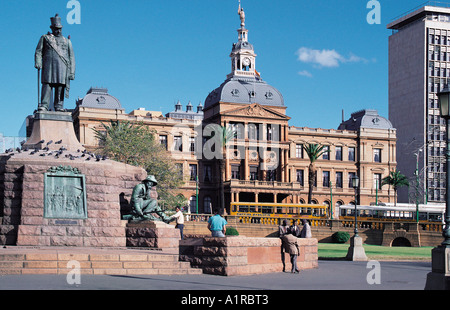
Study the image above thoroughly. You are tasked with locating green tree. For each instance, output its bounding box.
[303,144,330,204]
[93,120,186,210]
[381,169,409,206]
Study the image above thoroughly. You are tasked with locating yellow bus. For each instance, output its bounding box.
[229,202,329,219]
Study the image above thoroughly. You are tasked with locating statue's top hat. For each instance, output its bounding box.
[50,14,63,29]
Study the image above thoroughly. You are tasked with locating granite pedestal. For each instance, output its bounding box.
[0,113,147,247]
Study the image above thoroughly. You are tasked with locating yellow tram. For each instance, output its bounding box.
[338,204,445,223]
[229,202,329,224]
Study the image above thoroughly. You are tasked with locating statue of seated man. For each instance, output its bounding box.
[125,175,171,223]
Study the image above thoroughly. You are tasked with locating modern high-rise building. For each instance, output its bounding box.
[388,4,450,203]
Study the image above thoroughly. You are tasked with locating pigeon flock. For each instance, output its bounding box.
[2,139,108,162]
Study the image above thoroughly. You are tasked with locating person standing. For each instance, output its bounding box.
[207,209,227,237]
[281,230,300,274]
[279,220,289,272]
[290,219,300,237]
[300,219,312,238]
[170,206,184,240]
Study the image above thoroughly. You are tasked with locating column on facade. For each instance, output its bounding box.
[280,148,285,183]
[244,122,249,181]
[223,121,229,181]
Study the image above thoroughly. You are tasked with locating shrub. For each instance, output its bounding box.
[225,226,239,236]
[332,231,350,243]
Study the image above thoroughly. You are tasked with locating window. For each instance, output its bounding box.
[203,165,212,182]
[336,172,343,188]
[250,166,259,181]
[173,136,182,152]
[189,196,197,213]
[248,123,260,140]
[159,135,168,150]
[348,172,356,188]
[374,148,382,163]
[323,171,330,187]
[296,144,303,158]
[322,146,330,160]
[175,163,183,178]
[335,146,342,161]
[373,174,382,190]
[189,137,195,152]
[296,169,304,186]
[231,165,240,180]
[348,147,356,161]
[189,164,197,181]
[266,124,279,141]
[266,169,276,181]
[229,122,244,140]
[203,196,212,214]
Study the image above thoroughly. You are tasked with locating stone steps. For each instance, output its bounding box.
[0,250,203,275]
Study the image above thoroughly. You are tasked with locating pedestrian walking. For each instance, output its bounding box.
[207,209,227,237]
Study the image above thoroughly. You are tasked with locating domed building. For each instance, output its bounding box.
[198,5,397,215]
[68,4,397,216]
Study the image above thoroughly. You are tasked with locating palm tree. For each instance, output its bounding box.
[303,144,330,204]
[381,169,409,206]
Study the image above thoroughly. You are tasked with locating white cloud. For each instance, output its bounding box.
[298,70,313,78]
[296,47,369,68]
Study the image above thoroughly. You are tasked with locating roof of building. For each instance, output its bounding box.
[387,5,450,30]
[166,101,204,120]
[338,109,393,131]
[76,87,123,110]
[204,76,284,109]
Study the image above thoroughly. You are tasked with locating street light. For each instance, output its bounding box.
[437,86,450,247]
[345,174,366,261]
[352,175,360,237]
[426,86,450,288]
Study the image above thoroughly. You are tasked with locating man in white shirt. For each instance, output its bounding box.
[170,206,185,239]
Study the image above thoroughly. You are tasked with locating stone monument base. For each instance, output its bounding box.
[0,150,146,247]
[126,221,181,254]
[23,111,84,152]
[425,245,450,290]
[346,236,368,261]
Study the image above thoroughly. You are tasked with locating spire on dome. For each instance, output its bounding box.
[238,0,246,28]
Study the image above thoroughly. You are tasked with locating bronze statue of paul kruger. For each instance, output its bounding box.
[35,14,75,112]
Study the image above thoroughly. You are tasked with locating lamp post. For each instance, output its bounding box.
[352,175,360,237]
[438,86,450,247]
[346,174,367,261]
[425,85,450,289]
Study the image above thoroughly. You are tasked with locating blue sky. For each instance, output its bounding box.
[0,0,431,137]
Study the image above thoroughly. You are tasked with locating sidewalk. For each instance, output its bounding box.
[0,259,431,290]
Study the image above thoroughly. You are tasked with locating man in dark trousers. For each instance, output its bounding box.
[281,230,300,274]
[35,14,75,112]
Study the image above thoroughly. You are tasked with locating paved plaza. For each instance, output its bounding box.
[0,260,431,290]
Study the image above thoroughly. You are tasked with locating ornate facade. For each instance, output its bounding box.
[70,7,397,216]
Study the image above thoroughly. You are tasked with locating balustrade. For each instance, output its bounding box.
[183,214,442,233]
